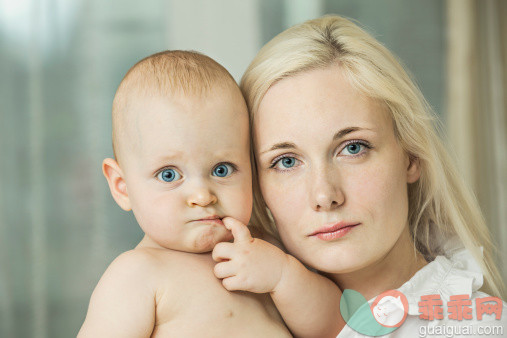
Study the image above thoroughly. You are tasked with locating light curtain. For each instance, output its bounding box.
[446,0,507,288]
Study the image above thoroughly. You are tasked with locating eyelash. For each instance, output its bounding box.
[269,153,299,170]
[154,166,182,182]
[212,162,239,178]
[154,162,239,180]
[339,139,373,157]
[268,139,373,170]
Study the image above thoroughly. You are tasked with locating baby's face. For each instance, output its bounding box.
[121,85,252,253]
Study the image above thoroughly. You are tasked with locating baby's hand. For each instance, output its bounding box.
[212,217,289,294]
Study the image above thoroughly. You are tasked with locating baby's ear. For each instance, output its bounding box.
[102,158,132,211]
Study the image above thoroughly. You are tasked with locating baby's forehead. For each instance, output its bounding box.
[112,50,247,163]
[129,83,244,120]
[124,86,247,145]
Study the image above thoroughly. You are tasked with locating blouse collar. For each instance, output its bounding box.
[397,237,483,315]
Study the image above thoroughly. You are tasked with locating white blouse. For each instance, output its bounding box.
[337,240,507,337]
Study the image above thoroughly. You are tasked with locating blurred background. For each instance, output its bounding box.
[0,0,505,337]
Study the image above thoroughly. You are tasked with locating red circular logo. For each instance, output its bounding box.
[370,290,409,328]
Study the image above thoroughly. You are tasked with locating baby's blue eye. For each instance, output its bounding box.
[157,168,181,182]
[212,163,234,177]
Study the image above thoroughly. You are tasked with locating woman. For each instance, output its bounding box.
[241,15,505,335]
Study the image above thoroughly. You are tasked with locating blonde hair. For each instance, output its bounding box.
[112,50,237,162]
[241,15,504,298]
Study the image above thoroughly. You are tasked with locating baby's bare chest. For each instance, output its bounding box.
[151,253,291,337]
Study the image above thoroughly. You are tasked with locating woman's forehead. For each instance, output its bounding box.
[253,67,392,145]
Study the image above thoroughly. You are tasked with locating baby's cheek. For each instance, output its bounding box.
[228,183,253,225]
[140,195,181,236]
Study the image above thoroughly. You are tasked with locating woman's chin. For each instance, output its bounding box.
[297,248,371,275]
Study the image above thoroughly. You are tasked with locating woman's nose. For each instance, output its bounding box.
[186,183,218,207]
[310,167,344,211]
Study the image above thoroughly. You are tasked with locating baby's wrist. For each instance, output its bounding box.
[271,252,296,295]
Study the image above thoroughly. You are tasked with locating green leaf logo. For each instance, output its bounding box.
[340,289,409,336]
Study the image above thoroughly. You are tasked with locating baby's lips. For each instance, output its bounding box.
[189,215,225,226]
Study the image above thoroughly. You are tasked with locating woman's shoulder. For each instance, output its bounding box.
[400,239,484,300]
[337,242,505,338]
[396,242,506,332]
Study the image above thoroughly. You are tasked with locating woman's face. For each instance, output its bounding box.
[254,64,420,274]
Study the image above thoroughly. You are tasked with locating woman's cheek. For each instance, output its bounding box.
[260,177,283,216]
[260,172,302,225]
[263,178,305,252]
[355,159,408,231]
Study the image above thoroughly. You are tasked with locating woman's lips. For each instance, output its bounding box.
[309,222,360,240]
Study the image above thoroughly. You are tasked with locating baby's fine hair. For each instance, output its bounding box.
[111,50,238,161]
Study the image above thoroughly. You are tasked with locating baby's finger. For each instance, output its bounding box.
[212,241,234,262]
[222,217,253,243]
[213,261,236,279]
[221,275,248,292]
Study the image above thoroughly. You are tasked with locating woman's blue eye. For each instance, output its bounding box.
[281,157,296,168]
[212,163,234,177]
[157,168,181,182]
[341,142,364,155]
[272,156,300,170]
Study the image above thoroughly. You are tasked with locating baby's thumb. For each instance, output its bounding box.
[222,217,253,243]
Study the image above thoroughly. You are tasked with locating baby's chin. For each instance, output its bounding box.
[191,225,233,253]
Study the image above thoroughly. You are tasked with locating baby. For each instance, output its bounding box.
[78,51,342,337]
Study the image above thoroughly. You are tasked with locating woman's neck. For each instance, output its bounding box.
[326,227,428,301]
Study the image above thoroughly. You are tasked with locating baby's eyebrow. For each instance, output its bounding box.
[150,151,184,165]
[212,149,241,159]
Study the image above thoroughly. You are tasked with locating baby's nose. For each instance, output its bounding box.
[186,186,218,207]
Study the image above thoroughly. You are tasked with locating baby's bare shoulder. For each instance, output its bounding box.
[102,249,158,280]
[113,248,212,286]
[91,249,163,299]
[128,247,208,269]
[78,250,163,337]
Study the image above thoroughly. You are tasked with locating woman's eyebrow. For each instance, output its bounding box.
[260,142,296,155]
[260,127,374,155]
[333,126,372,140]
